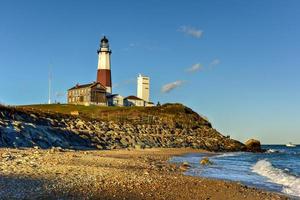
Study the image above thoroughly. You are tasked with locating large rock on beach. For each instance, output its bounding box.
[200,157,213,165]
[245,139,263,152]
[179,162,191,171]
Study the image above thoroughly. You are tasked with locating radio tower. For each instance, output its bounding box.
[48,65,52,104]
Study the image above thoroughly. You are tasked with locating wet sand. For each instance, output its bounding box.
[0,148,289,200]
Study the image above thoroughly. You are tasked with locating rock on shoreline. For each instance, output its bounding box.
[245,139,264,152]
[0,104,245,152]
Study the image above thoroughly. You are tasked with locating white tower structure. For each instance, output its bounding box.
[97,36,112,94]
[137,74,150,102]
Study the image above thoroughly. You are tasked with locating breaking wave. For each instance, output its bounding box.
[252,159,300,197]
[214,152,243,158]
[265,149,281,153]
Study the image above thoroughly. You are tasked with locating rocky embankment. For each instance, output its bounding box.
[0,104,245,151]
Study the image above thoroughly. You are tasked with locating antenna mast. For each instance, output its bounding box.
[48,65,52,104]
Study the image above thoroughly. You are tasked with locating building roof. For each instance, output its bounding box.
[124,95,144,101]
[68,82,106,90]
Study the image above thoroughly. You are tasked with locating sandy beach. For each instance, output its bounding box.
[0,148,289,200]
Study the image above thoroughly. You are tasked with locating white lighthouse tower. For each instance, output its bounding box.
[137,74,150,102]
[97,36,112,94]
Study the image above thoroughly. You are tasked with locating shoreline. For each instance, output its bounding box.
[0,148,289,200]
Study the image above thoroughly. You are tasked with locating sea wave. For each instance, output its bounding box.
[265,149,282,154]
[252,159,300,197]
[213,152,243,158]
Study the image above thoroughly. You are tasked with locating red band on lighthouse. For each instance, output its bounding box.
[97,69,111,87]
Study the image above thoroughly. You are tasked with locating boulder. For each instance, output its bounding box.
[50,146,63,153]
[120,138,129,147]
[245,139,263,152]
[0,111,5,118]
[75,120,85,128]
[70,111,79,116]
[14,114,24,121]
[200,157,213,165]
[134,144,145,149]
[179,161,191,171]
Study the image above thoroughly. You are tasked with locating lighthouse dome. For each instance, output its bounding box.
[101,36,109,43]
[100,36,109,48]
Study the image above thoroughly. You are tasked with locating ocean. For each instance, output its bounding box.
[170,145,300,198]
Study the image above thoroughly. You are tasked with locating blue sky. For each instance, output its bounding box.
[0,0,299,144]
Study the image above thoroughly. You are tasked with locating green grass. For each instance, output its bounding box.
[21,104,136,114]
[18,103,210,127]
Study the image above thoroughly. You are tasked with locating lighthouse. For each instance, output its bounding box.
[97,36,112,94]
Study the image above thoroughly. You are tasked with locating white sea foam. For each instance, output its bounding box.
[266,149,281,153]
[252,159,300,197]
[214,152,242,158]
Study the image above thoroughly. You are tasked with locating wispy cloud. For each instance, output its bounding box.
[210,58,220,67]
[121,43,138,52]
[161,80,184,93]
[121,42,169,52]
[186,63,203,73]
[178,26,203,38]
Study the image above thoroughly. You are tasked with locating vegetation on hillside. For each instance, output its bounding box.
[0,103,245,151]
[18,103,212,129]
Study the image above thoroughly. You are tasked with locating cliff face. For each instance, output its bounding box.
[0,104,245,152]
